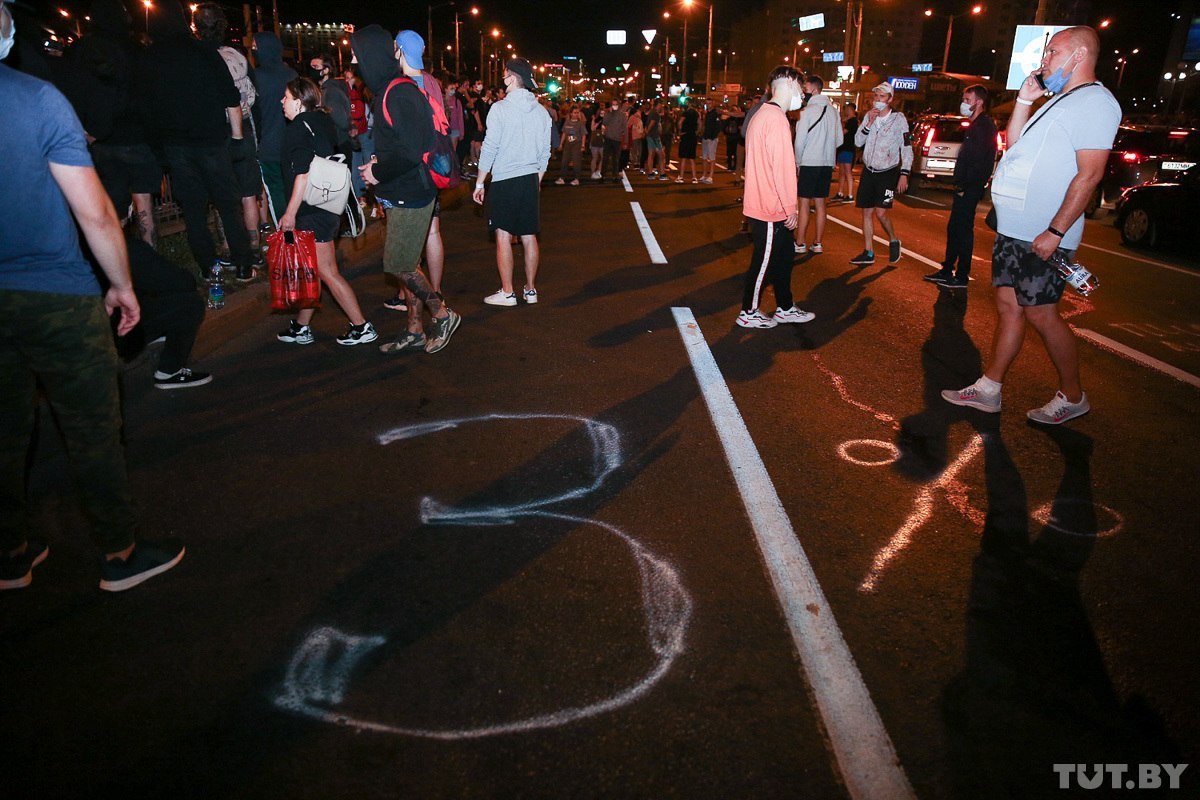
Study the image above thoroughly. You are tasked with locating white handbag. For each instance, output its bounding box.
[301,122,352,215]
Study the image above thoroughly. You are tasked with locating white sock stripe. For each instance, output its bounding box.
[751,222,774,310]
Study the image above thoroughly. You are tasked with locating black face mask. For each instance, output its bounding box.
[307,67,326,83]
[803,92,813,101]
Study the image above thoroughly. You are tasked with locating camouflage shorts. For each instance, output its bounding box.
[991,233,1075,307]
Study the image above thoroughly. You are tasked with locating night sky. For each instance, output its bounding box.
[39,0,1194,101]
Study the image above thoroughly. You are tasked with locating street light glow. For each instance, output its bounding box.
[470,6,479,14]
[59,8,70,17]
[924,9,933,16]
[1099,19,1111,28]
[971,4,982,13]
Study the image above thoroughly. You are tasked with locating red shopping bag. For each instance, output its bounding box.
[267,230,321,310]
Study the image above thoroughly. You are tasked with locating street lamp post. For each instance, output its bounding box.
[142,0,151,31]
[925,4,984,73]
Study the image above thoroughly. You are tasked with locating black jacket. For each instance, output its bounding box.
[60,0,145,146]
[350,25,436,207]
[252,33,297,161]
[135,0,239,147]
[953,113,998,189]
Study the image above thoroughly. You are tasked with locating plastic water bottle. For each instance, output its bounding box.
[207,261,225,309]
[1049,252,1098,297]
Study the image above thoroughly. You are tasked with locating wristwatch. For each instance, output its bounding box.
[1047,226,1065,238]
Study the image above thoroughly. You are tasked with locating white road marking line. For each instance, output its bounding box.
[630,202,669,264]
[1073,328,1200,389]
[621,171,633,192]
[1076,242,1199,278]
[672,307,916,800]
[905,193,947,207]
[825,215,944,269]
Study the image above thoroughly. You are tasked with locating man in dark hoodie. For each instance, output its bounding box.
[307,55,352,161]
[352,26,460,355]
[60,0,161,246]
[136,0,254,280]
[252,32,296,225]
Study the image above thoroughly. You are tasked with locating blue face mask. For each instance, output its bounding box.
[0,16,15,62]
[1041,49,1077,94]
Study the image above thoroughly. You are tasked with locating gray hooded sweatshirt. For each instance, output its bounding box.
[477,87,552,183]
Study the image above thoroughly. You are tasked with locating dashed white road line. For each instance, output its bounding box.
[672,307,916,800]
[1073,328,1200,389]
[904,193,947,207]
[1076,242,1199,278]
[825,215,944,269]
[621,171,634,192]
[630,202,669,264]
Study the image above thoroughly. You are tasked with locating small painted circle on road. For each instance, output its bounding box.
[1031,500,1124,538]
[837,439,901,467]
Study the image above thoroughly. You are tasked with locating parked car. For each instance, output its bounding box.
[911,114,1005,188]
[1087,125,1200,217]
[1113,164,1199,248]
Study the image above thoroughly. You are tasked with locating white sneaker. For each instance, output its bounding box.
[736,309,778,329]
[773,306,815,324]
[591,171,602,180]
[570,179,580,186]
[941,379,1001,413]
[523,287,538,304]
[1027,391,1090,425]
[554,178,565,185]
[674,177,685,183]
[810,242,823,254]
[794,242,807,254]
[484,290,517,307]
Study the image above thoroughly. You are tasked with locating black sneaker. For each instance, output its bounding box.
[849,250,875,265]
[889,239,902,264]
[99,539,185,592]
[335,322,379,346]
[235,266,256,282]
[277,320,314,345]
[153,368,213,390]
[939,276,969,289]
[923,269,953,284]
[216,257,235,270]
[0,539,49,591]
[383,293,408,312]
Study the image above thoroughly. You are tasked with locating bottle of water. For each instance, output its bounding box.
[207,261,225,309]
[1049,251,1098,297]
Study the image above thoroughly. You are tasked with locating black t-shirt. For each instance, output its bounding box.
[837,115,859,154]
[281,110,339,218]
[703,108,721,139]
[681,108,699,137]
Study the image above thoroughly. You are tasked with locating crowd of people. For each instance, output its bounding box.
[1,3,1117,596]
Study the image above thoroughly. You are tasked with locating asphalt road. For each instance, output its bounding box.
[3,160,1199,799]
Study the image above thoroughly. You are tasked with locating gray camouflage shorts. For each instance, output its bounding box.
[992,233,1074,307]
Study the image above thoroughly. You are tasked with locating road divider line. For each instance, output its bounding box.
[1076,242,1198,278]
[631,202,669,264]
[825,215,944,269]
[1073,328,1200,389]
[904,194,947,207]
[621,171,634,192]
[671,307,916,800]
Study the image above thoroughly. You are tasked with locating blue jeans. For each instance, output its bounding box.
[351,130,376,198]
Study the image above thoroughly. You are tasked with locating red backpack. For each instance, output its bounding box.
[381,76,461,190]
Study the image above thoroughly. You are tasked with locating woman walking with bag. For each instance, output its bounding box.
[275,78,377,346]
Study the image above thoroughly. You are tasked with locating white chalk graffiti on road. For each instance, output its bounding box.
[811,354,1118,594]
[274,413,693,739]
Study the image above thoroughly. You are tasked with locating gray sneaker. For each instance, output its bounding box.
[425,309,462,353]
[941,380,1001,413]
[379,330,426,353]
[1027,391,1090,425]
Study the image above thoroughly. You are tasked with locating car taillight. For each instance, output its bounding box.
[922,127,935,156]
[1122,151,1147,164]
[996,132,1005,152]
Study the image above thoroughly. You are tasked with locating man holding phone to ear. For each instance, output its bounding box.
[942,26,1120,425]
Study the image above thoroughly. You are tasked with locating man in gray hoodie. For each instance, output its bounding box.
[472,58,551,307]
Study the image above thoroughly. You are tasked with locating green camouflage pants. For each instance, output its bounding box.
[0,290,137,555]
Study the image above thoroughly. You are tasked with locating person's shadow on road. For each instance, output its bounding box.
[940,424,1181,798]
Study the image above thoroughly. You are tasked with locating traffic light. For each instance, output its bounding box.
[546,80,560,94]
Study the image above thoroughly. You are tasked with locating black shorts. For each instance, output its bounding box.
[992,233,1073,307]
[230,136,262,199]
[678,134,698,159]
[90,143,162,210]
[856,166,900,209]
[487,173,540,236]
[297,207,340,243]
[797,166,834,199]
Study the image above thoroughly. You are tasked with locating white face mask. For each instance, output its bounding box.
[0,13,14,62]
[873,100,888,112]
[960,101,974,117]
[787,88,803,112]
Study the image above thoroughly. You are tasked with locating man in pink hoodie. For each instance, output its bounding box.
[737,66,815,329]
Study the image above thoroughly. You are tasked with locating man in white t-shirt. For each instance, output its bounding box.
[943,26,1119,425]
